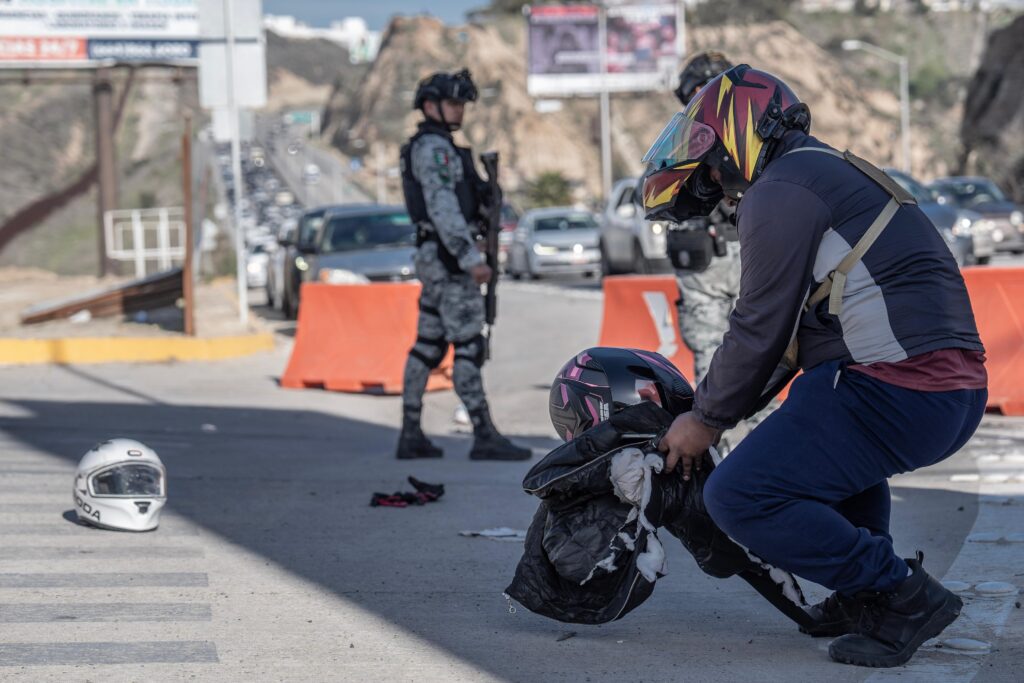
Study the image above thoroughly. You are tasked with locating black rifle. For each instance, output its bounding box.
[480,151,501,359]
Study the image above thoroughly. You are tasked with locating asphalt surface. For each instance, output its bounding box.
[264,123,370,208]
[0,280,1021,681]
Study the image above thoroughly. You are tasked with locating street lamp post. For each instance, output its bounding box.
[842,39,911,175]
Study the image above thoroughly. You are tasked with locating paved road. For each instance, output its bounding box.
[0,284,1020,681]
[261,121,370,208]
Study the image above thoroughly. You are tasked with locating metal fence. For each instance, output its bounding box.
[104,207,185,278]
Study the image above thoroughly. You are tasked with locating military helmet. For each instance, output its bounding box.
[675,51,733,106]
[413,69,478,110]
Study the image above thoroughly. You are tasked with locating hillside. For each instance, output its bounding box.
[324,15,950,207]
[960,14,1024,201]
[0,31,363,275]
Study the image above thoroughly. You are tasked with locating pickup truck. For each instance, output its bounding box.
[599,177,671,274]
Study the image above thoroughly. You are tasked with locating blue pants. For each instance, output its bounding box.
[704,360,986,595]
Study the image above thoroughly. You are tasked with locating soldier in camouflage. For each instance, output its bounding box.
[397,69,531,461]
[670,52,773,447]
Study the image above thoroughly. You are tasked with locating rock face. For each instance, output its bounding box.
[266,30,369,110]
[960,14,1024,202]
[324,16,939,203]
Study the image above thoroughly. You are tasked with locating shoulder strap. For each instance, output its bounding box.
[784,146,914,316]
[784,147,917,206]
[805,198,900,315]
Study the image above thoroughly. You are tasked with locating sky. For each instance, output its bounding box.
[262,0,484,31]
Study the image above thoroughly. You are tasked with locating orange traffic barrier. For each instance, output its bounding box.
[962,267,1024,416]
[281,282,453,394]
[597,275,696,384]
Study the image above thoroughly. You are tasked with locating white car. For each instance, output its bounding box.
[245,243,270,289]
[599,177,670,274]
[506,208,601,280]
[303,163,321,185]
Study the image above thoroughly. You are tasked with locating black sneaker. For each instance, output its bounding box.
[828,552,963,668]
[800,592,860,638]
[469,433,532,461]
[395,429,443,459]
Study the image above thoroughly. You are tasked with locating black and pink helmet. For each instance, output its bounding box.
[549,348,694,442]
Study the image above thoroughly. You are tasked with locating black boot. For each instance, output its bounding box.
[828,552,963,668]
[800,592,861,638]
[468,408,532,461]
[395,420,443,460]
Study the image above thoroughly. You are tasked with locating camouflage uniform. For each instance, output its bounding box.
[401,125,489,423]
[677,240,742,383]
[674,207,774,447]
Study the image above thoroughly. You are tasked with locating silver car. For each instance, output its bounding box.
[599,177,670,274]
[305,205,417,284]
[506,208,602,280]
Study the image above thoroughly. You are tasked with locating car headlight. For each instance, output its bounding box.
[319,268,370,284]
[951,215,973,237]
[651,222,664,235]
[973,218,995,233]
[532,243,558,256]
[295,256,309,272]
[1011,210,1023,227]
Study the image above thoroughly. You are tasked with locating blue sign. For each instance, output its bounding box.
[87,39,198,63]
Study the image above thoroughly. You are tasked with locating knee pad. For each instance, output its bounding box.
[409,335,447,370]
[453,334,486,368]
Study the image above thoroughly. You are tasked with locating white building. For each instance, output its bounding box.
[263,15,381,63]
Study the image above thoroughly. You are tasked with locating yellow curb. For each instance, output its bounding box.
[0,333,275,365]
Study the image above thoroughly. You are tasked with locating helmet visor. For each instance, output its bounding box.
[90,463,165,497]
[641,112,717,171]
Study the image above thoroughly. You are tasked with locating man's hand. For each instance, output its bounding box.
[469,263,493,285]
[658,411,721,481]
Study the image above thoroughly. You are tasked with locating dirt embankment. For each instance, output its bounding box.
[324,16,946,205]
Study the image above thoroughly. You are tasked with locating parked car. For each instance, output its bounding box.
[599,177,670,274]
[497,203,520,271]
[304,205,417,285]
[885,169,993,267]
[269,207,333,318]
[929,176,1024,255]
[245,243,270,289]
[303,163,321,185]
[506,208,601,280]
[265,218,297,311]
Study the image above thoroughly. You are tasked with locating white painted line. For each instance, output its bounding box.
[0,641,218,666]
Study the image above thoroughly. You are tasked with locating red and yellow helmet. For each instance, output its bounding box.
[641,65,810,222]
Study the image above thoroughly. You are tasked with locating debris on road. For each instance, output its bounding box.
[370,476,445,508]
[458,527,526,542]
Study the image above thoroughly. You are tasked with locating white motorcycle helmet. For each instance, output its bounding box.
[73,439,167,532]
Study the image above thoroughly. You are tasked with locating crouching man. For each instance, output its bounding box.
[644,65,987,667]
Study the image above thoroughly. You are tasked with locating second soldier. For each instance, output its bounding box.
[396,69,532,461]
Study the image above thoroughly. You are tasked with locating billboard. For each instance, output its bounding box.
[527,3,681,97]
[0,0,200,67]
[527,5,599,77]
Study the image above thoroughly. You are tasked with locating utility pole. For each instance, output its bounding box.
[598,4,612,202]
[842,40,912,174]
[93,68,117,277]
[182,114,196,336]
[223,0,248,325]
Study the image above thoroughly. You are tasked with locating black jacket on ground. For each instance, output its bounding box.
[506,402,812,626]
